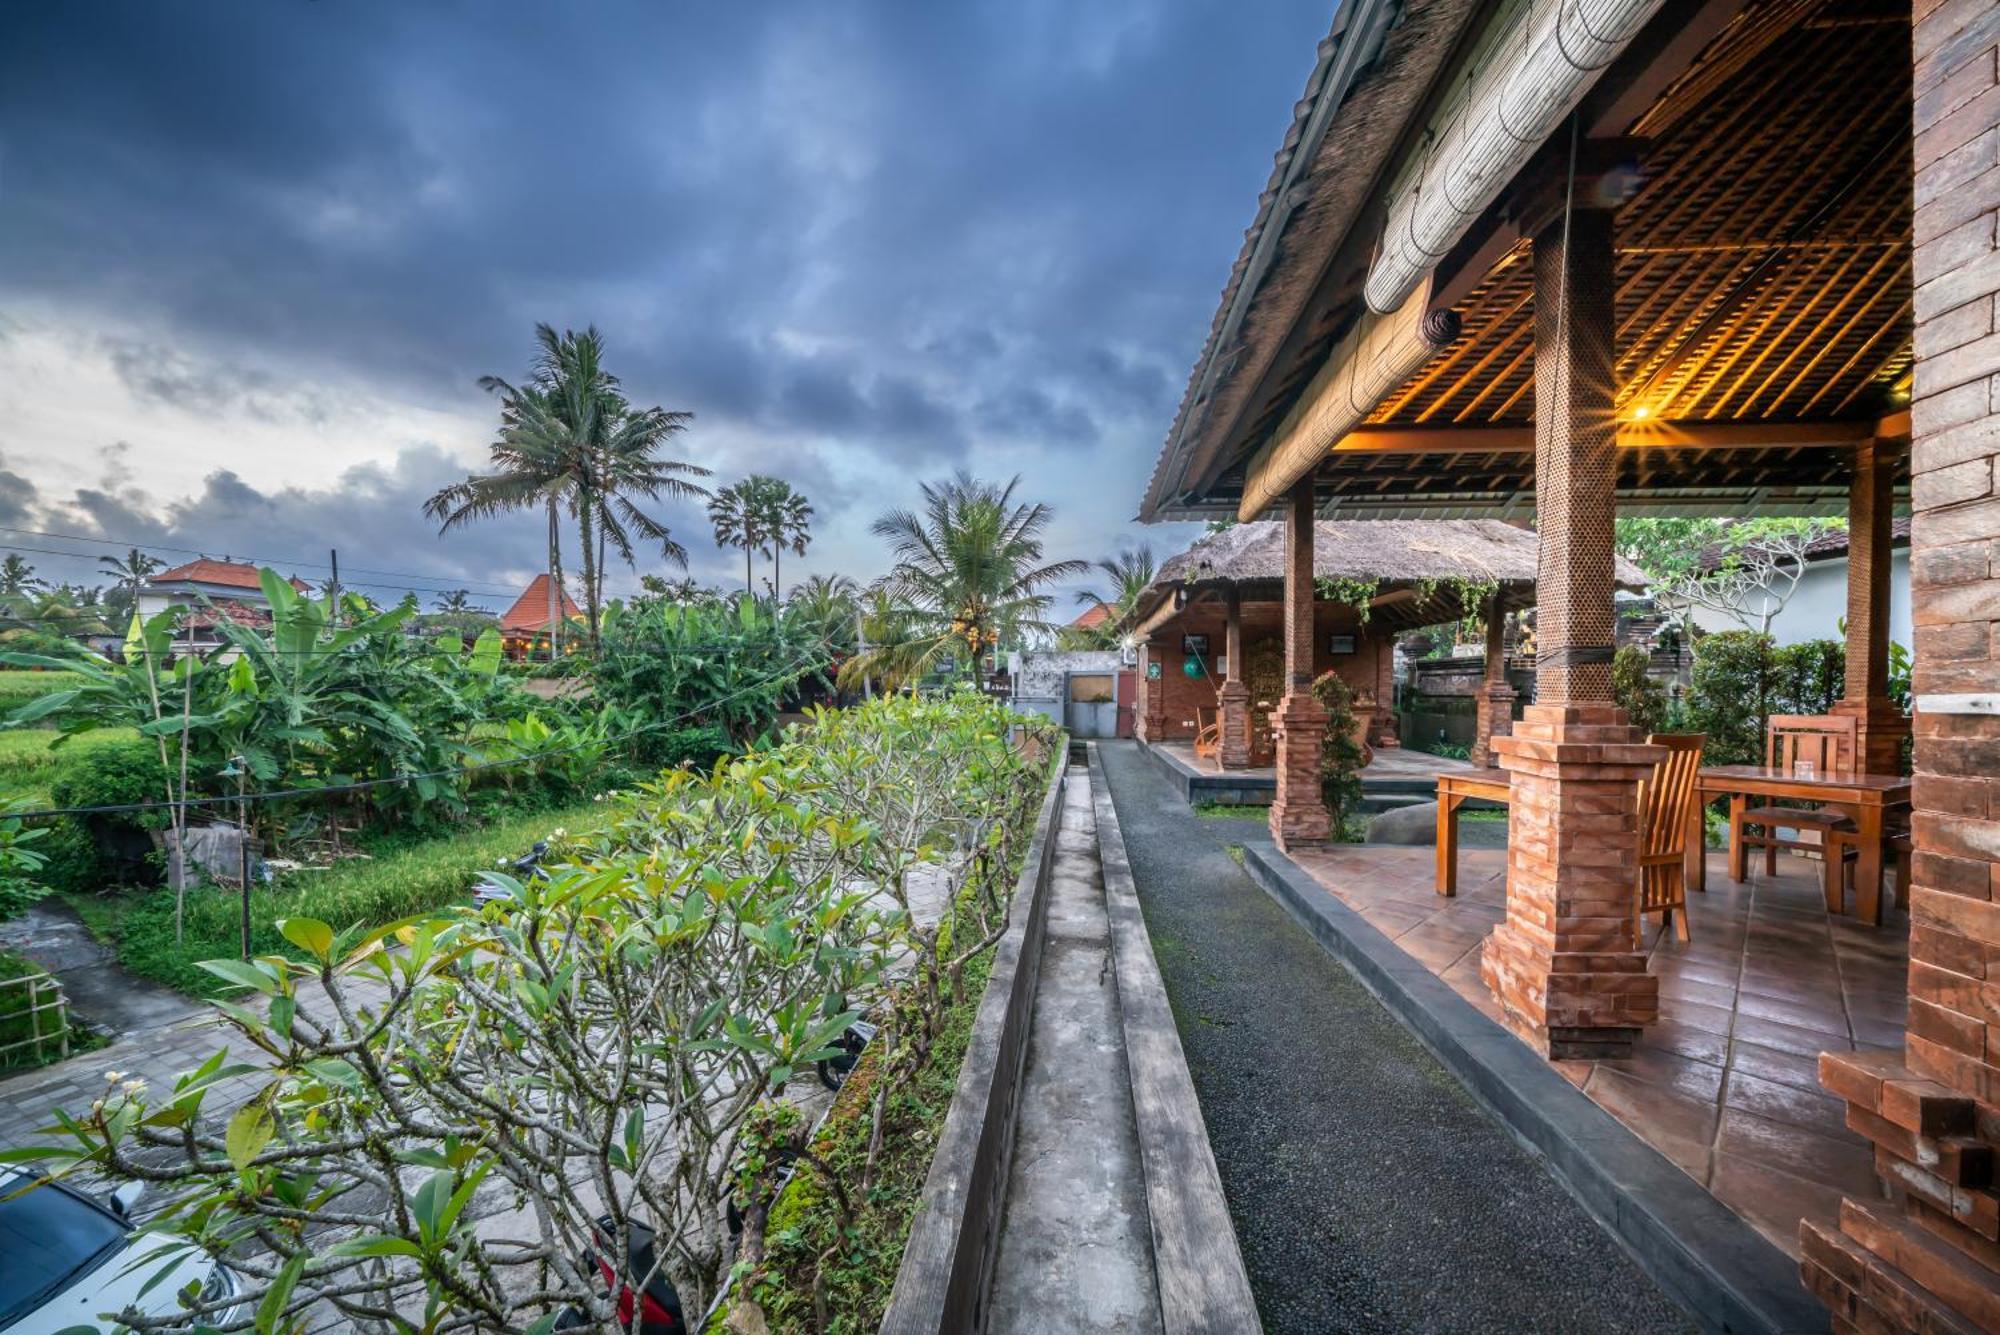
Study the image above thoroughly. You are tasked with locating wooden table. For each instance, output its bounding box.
[1696,765,1912,925]
[1434,770,1509,896]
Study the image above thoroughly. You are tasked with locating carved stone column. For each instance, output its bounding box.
[1471,593,1517,768]
[1268,480,1331,847]
[1830,437,1910,776]
[1480,207,1661,1059]
[1218,585,1253,769]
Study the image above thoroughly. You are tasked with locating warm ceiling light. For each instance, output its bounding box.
[1631,405,1651,420]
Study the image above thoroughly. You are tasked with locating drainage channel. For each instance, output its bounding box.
[987,765,1163,1334]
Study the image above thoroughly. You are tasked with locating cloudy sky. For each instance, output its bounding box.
[0,1,1330,614]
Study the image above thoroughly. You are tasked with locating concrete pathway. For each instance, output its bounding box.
[0,900,201,1041]
[989,769,1163,1334]
[1095,741,1692,1335]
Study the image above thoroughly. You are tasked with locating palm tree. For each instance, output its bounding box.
[1065,545,1157,648]
[785,572,859,652]
[97,548,161,621]
[426,324,709,652]
[0,555,41,598]
[433,589,474,614]
[708,479,767,596]
[760,480,813,600]
[839,471,1086,691]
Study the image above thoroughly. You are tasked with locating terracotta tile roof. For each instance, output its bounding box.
[500,573,583,632]
[1070,604,1113,630]
[148,559,311,593]
[179,599,275,632]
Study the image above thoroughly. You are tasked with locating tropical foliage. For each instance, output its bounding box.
[426,323,710,651]
[840,471,1085,690]
[1061,544,1155,648]
[9,692,1057,1333]
[709,474,814,598]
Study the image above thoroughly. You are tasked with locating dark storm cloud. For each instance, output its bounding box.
[0,0,1334,575]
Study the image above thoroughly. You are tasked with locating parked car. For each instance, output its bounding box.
[0,1169,245,1333]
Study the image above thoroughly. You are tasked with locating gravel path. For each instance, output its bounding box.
[1096,741,1693,1335]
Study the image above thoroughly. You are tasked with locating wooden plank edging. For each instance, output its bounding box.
[1090,742,1263,1334]
[879,743,1069,1334]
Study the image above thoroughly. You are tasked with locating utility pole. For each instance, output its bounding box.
[328,549,341,625]
[856,609,872,700]
[547,504,561,663]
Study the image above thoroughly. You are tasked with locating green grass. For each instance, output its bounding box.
[0,727,142,804]
[73,794,608,997]
[1192,800,1266,821]
[0,670,86,712]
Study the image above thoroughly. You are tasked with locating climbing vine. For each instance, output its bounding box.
[1316,576,1382,624]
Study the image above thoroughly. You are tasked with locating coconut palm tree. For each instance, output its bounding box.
[0,555,41,598]
[433,589,474,613]
[839,471,1086,691]
[1064,545,1157,648]
[97,548,161,622]
[784,572,859,651]
[426,324,708,652]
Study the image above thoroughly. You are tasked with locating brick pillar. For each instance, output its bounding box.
[1831,438,1912,775]
[1480,207,1661,1059]
[1219,585,1253,768]
[1803,8,2000,1326]
[1269,480,1331,847]
[1471,593,1517,769]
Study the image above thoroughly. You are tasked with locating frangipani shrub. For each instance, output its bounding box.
[5,690,1054,1334]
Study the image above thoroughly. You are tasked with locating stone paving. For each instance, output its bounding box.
[1282,839,1906,1261]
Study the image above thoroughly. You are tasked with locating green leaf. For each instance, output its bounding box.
[196,959,279,995]
[277,918,334,961]
[327,1234,426,1260]
[256,1252,306,1334]
[224,1103,274,1170]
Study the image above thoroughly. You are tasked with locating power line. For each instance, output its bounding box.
[0,527,534,597]
[0,644,837,822]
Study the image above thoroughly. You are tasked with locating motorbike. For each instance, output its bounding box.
[554,1215,686,1334]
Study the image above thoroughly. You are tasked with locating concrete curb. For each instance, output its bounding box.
[881,745,1069,1335]
[1090,743,1263,1335]
[1137,737,1274,806]
[1236,835,1828,1335]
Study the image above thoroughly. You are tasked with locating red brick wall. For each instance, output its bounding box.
[1138,601,1388,740]
[1803,4,2000,1325]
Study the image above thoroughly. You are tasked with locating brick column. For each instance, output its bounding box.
[1268,480,1332,847]
[1803,8,2000,1326]
[1218,585,1253,769]
[1831,438,1912,775]
[1480,207,1661,1059]
[1471,593,1517,769]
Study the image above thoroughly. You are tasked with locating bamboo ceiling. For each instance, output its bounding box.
[1207,0,1913,518]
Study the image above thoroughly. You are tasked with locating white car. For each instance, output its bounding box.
[0,1169,245,1333]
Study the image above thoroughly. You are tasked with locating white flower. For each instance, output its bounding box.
[103,1069,125,1084]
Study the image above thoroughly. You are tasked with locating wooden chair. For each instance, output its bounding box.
[1193,707,1221,761]
[1733,714,1859,907]
[1638,734,1706,942]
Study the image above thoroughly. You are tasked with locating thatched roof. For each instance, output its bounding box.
[1154,520,1648,589]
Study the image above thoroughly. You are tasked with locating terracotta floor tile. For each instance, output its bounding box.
[1724,1069,1851,1139]
[1714,1108,1874,1195]
[1597,1045,1726,1104]
[1708,1152,1849,1261]
[1733,1013,1853,1059]
[1646,1020,1733,1067]
[1734,991,1851,1038]
[1587,1066,1719,1148]
[1728,1039,1829,1094]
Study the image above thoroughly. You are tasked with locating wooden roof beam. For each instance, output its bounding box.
[1332,419,1879,455]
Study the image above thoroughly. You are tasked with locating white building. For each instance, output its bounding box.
[135,559,312,651]
[1684,520,1911,649]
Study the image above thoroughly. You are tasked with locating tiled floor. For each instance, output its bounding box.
[1283,840,1907,1260]
[1157,740,1473,782]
